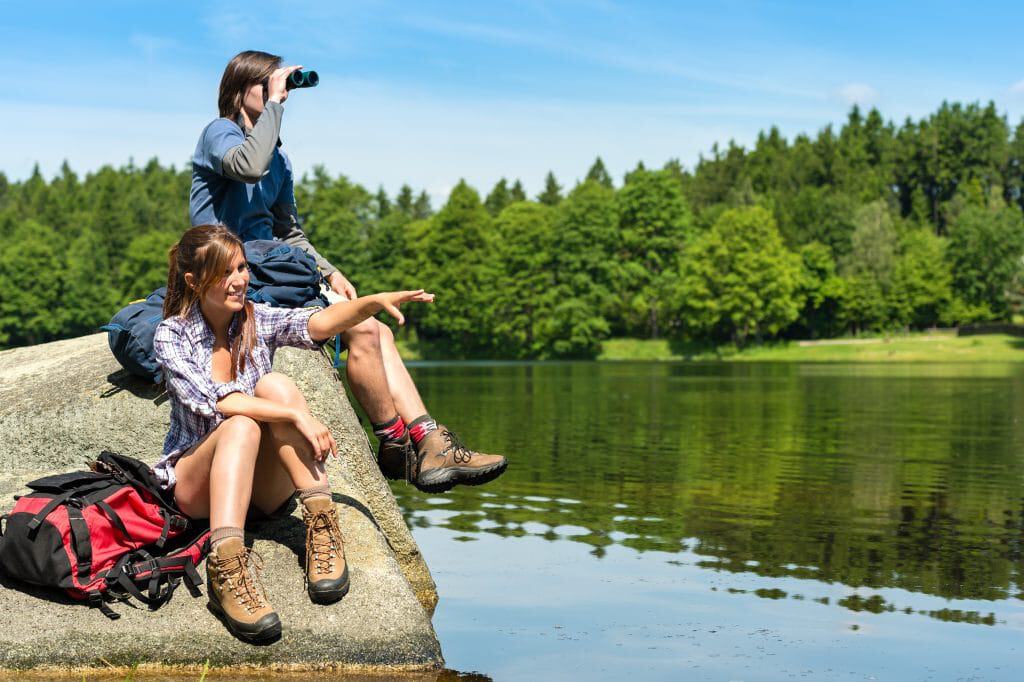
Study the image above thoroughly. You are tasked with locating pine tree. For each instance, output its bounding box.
[509,179,527,203]
[413,191,432,219]
[395,185,415,215]
[537,171,563,206]
[374,186,391,220]
[484,178,511,216]
[585,157,613,188]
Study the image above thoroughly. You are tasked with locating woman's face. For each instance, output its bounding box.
[240,81,267,121]
[202,248,249,315]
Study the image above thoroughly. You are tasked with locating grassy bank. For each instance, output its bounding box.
[599,333,1024,363]
[392,332,1024,363]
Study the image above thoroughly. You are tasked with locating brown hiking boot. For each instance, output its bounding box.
[411,425,508,494]
[377,432,414,481]
[206,538,281,643]
[302,497,350,604]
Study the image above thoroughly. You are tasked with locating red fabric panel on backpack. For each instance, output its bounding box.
[8,488,188,596]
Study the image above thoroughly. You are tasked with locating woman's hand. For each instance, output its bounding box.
[374,290,435,326]
[292,410,337,461]
[266,65,304,104]
[329,272,358,300]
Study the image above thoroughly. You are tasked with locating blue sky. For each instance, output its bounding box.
[4,1,1024,203]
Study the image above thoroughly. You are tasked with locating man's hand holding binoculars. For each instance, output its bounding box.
[266,65,305,104]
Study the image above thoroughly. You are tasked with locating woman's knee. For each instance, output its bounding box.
[220,414,262,447]
[254,372,305,406]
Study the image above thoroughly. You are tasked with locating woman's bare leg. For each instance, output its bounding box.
[250,372,330,515]
[172,414,263,529]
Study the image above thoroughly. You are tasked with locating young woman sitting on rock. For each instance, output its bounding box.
[153,224,432,643]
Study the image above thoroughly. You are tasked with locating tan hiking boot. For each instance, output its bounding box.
[206,538,281,643]
[412,425,508,493]
[302,497,350,604]
[377,432,415,481]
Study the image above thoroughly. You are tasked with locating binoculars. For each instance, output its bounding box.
[286,69,319,90]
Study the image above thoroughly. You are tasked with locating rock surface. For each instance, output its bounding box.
[0,333,441,671]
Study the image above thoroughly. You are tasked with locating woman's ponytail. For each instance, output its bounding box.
[163,243,184,320]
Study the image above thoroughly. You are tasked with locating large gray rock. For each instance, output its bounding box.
[0,333,441,671]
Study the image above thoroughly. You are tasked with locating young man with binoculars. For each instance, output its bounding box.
[189,50,507,495]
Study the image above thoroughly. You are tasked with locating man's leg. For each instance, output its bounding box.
[340,317,399,423]
[377,320,427,421]
[338,314,508,492]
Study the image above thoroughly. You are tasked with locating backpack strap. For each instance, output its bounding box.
[88,593,120,620]
[95,500,130,540]
[66,506,93,579]
[25,479,117,537]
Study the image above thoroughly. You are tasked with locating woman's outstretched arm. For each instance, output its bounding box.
[306,290,434,343]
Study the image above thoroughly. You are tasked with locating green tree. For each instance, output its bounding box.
[509,179,527,203]
[890,229,953,328]
[120,231,179,300]
[491,202,557,357]
[675,206,803,345]
[613,168,693,337]
[947,205,1024,319]
[410,181,495,355]
[413,191,433,219]
[484,178,511,216]
[794,242,846,338]
[537,171,563,206]
[0,222,64,345]
[585,157,613,188]
[64,227,120,335]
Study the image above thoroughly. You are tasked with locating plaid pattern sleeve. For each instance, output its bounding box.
[253,303,323,351]
[153,319,246,418]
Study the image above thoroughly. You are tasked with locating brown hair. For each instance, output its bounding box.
[217,50,282,120]
[164,225,256,381]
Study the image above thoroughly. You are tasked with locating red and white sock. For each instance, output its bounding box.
[408,415,438,446]
[373,414,407,442]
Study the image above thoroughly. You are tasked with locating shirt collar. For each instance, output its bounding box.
[185,302,242,345]
[236,112,283,148]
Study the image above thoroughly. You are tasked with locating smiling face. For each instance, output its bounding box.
[205,247,249,315]
[182,243,249,320]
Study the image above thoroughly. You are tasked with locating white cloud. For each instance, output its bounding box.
[835,82,879,106]
[1010,79,1024,95]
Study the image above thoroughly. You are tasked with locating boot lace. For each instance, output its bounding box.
[218,548,267,614]
[442,429,474,464]
[305,508,343,578]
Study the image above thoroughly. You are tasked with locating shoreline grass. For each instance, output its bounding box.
[392,332,1024,363]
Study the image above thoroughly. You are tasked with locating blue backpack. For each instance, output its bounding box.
[103,241,335,383]
[243,240,327,309]
[100,287,167,383]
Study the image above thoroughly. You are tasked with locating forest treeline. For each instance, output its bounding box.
[2,101,1024,358]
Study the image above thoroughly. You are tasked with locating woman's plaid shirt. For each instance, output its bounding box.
[153,302,321,489]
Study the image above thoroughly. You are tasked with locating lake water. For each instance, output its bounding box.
[382,361,1024,681]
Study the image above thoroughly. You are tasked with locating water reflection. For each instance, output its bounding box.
[384,362,1024,622]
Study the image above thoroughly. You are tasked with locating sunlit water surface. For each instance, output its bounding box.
[376,361,1024,681]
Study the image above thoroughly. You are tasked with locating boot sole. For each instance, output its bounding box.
[207,599,282,644]
[415,459,509,494]
[309,566,351,604]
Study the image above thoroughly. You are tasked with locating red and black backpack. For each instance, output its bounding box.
[0,451,210,619]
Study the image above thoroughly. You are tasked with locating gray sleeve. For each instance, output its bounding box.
[271,203,340,277]
[220,101,284,183]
